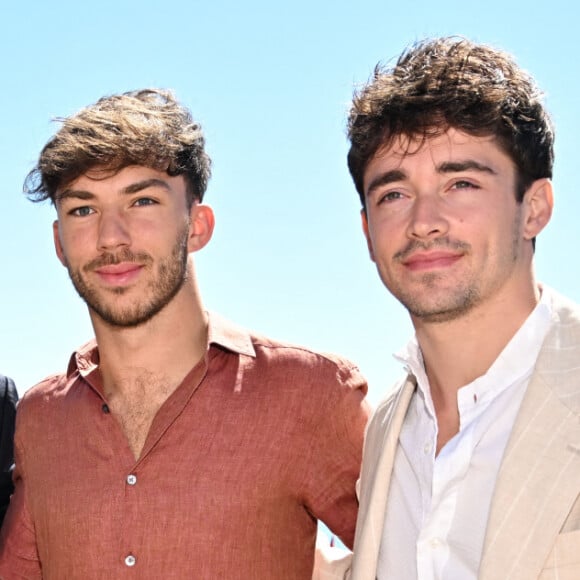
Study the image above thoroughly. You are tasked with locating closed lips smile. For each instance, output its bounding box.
[403,251,462,271]
[94,263,143,284]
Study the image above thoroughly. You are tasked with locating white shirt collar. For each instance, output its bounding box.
[394,287,553,427]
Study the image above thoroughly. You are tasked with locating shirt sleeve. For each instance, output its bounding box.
[0,421,42,578]
[304,359,371,550]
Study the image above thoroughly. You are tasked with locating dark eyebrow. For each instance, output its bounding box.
[437,160,497,175]
[56,178,171,204]
[365,169,407,198]
[55,189,95,204]
[122,178,172,195]
[364,160,497,199]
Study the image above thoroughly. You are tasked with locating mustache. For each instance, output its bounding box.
[394,237,471,262]
[83,249,153,272]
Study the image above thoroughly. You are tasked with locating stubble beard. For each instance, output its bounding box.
[394,271,481,324]
[387,222,521,324]
[66,227,190,328]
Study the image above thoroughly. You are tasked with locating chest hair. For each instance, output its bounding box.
[106,371,178,460]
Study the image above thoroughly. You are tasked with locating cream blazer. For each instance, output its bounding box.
[316,291,580,580]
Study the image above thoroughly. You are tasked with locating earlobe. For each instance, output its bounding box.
[523,179,554,240]
[361,209,376,262]
[52,221,67,266]
[188,204,215,253]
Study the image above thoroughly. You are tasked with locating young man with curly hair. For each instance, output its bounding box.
[323,37,579,580]
[0,90,369,579]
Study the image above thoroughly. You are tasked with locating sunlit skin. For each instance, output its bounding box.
[52,165,215,458]
[361,129,553,451]
[53,167,208,329]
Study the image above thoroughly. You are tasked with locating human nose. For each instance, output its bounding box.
[406,193,449,240]
[97,210,131,251]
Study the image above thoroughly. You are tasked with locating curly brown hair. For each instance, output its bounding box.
[25,89,211,207]
[347,37,554,208]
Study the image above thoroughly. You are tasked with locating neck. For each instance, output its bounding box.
[415,282,539,393]
[412,280,540,453]
[90,278,207,396]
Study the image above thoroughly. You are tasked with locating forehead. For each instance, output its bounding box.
[58,165,183,195]
[378,129,501,162]
[363,129,514,188]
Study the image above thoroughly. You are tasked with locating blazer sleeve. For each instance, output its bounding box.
[0,375,17,527]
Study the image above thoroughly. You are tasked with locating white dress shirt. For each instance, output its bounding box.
[377,291,552,580]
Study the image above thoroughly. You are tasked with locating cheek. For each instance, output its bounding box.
[57,229,91,264]
[369,216,404,253]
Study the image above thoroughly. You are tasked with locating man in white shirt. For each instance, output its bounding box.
[325,37,580,580]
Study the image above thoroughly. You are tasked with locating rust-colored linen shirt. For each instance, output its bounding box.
[0,314,369,579]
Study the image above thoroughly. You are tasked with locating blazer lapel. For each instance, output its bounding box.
[351,379,415,580]
[480,312,580,580]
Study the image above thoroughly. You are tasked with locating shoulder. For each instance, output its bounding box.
[0,375,17,405]
[247,330,367,393]
[540,284,580,320]
[8,374,76,454]
[253,331,359,370]
[18,373,77,416]
[0,375,17,437]
[209,312,362,380]
[536,287,580,413]
[546,287,580,326]
[17,339,97,412]
[365,375,412,441]
[228,328,370,451]
[356,376,412,495]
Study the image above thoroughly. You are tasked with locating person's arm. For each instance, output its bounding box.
[307,359,370,548]
[308,359,368,580]
[0,410,42,578]
[0,375,17,527]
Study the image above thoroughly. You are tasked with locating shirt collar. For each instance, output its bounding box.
[394,286,553,416]
[205,311,256,358]
[67,311,257,379]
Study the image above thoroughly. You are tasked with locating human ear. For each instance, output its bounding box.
[187,204,215,253]
[52,220,67,266]
[522,179,553,241]
[361,209,376,262]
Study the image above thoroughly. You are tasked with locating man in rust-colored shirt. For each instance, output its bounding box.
[0,89,369,579]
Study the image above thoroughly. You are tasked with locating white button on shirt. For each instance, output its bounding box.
[124,554,136,567]
[126,474,137,486]
[377,290,552,580]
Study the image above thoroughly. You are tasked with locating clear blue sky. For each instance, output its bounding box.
[2,0,579,406]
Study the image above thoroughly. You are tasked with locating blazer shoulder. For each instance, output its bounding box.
[366,375,413,439]
[536,288,580,414]
[548,288,580,327]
